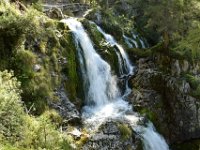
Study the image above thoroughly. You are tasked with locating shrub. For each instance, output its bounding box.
[14,49,36,78]
[0,70,24,143]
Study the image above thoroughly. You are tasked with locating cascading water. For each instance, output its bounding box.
[123,33,148,49]
[123,35,139,48]
[61,18,169,150]
[94,24,134,97]
[61,18,132,125]
[95,25,134,75]
[136,122,170,150]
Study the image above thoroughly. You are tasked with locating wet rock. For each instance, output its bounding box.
[51,86,81,125]
[83,121,142,150]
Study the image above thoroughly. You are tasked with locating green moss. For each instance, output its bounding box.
[61,32,80,102]
[140,108,157,123]
[81,19,104,49]
[118,123,132,141]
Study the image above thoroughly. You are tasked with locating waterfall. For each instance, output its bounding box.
[123,35,139,48]
[124,34,147,49]
[61,18,131,124]
[61,18,169,150]
[95,24,134,75]
[94,25,134,96]
[136,122,170,150]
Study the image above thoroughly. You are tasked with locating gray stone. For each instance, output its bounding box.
[33,64,41,72]
[83,121,141,150]
[50,86,81,125]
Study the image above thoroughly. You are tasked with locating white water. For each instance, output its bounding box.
[140,38,146,48]
[136,122,170,150]
[62,18,169,150]
[124,33,147,49]
[123,35,139,48]
[95,25,134,75]
[132,33,147,49]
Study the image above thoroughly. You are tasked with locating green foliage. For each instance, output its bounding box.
[22,114,62,149]
[31,1,43,12]
[0,1,62,114]
[15,49,36,78]
[185,74,200,89]
[175,27,200,60]
[0,1,43,70]
[0,1,81,149]
[0,0,83,113]
[0,72,72,149]
[0,70,24,143]
[86,7,133,41]
[118,123,132,140]
[132,0,198,36]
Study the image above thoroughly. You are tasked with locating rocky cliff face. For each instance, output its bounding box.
[129,55,200,148]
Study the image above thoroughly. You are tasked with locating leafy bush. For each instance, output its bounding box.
[0,70,24,143]
[14,49,36,78]
[0,71,72,149]
[175,27,200,61]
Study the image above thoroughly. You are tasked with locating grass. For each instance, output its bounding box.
[118,123,132,140]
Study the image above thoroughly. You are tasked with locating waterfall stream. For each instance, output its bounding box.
[61,18,169,150]
[123,35,139,48]
[95,24,134,75]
